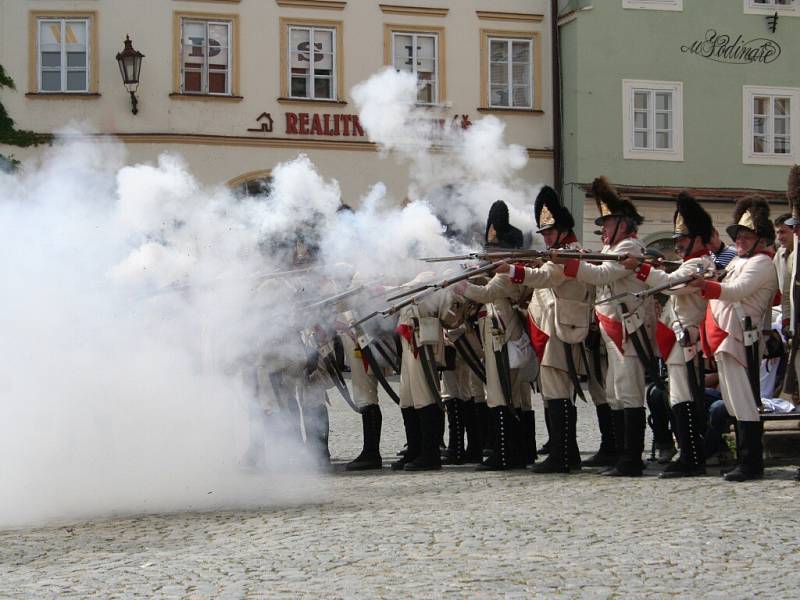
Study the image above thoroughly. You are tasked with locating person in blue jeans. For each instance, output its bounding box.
[703,388,734,461]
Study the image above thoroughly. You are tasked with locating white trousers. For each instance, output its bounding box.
[716,351,760,422]
[340,333,379,408]
[539,365,573,401]
[398,336,438,409]
[603,335,645,410]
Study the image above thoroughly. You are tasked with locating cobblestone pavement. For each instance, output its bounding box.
[2,382,799,599]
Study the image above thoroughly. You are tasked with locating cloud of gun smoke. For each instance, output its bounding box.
[0,69,541,529]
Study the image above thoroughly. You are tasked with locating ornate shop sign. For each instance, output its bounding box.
[680,29,781,64]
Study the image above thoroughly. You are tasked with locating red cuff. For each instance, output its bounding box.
[702,281,722,300]
[773,291,782,307]
[634,263,651,282]
[783,318,791,328]
[511,263,525,284]
[563,259,580,278]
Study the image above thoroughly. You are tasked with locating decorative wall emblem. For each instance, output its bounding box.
[247,112,274,133]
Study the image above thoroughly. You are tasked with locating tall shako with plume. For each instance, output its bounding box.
[592,176,643,240]
[725,195,773,257]
[534,185,575,248]
[672,191,713,246]
[485,200,523,250]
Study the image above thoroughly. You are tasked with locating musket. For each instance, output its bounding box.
[385,262,499,302]
[298,284,366,311]
[420,250,681,271]
[351,260,506,328]
[594,265,713,306]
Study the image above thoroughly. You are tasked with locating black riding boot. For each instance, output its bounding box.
[405,405,443,471]
[476,406,512,471]
[724,420,764,481]
[607,407,646,477]
[647,383,677,463]
[443,399,466,465]
[476,402,494,457]
[519,409,537,466]
[583,403,617,467]
[530,398,570,473]
[392,407,421,470]
[346,404,383,471]
[599,409,626,474]
[568,401,581,470]
[661,401,705,478]
[538,404,552,454]
[462,398,483,463]
[304,404,330,467]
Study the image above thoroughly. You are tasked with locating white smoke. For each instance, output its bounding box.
[0,69,543,529]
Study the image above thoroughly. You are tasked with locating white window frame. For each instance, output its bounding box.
[487,36,533,110]
[744,0,799,16]
[391,31,439,106]
[622,0,683,11]
[180,18,232,96]
[742,86,800,165]
[287,25,338,101]
[622,79,684,162]
[36,18,90,93]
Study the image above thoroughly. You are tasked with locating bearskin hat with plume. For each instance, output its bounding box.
[485,200,524,249]
[726,195,773,242]
[591,176,644,226]
[673,191,713,243]
[534,186,575,233]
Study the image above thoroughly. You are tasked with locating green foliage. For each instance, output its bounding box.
[0,63,52,150]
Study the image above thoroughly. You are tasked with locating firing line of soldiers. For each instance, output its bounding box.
[249,166,800,483]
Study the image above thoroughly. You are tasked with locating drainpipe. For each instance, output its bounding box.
[550,0,563,193]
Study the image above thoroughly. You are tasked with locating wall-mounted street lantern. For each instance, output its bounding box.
[116,35,144,115]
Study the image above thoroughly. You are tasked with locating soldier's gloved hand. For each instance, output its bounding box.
[494,262,511,274]
[452,280,468,296]
[621,255,641,270]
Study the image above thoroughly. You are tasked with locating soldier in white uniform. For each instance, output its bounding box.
[454,201,534,470]
[622,192,715,478]
[392,286,454,472]
[691,196,778,481]
[497,186,592,473]
[561,177,656,477]
[782,166,800,482]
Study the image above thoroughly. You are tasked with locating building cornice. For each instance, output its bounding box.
[379,4,449,17]
[47,132,553,159]
[476,11,544,23]
[580,183,787,204]
[275,0,346,10]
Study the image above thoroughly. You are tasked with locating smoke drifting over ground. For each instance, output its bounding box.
[0,69,539,529]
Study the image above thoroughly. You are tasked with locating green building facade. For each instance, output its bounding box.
[558,0,800,249]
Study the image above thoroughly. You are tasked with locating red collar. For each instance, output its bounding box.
[554,232,578,247]
[683,249,713,261]
[756,250,775,258]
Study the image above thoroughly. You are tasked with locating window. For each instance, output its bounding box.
[745,0,799,15]
[289,25,337,100]
[172,12,240,98]
[743,86,800,165]
[622,80,683,161]
[623,0,683,10]
[181,19,231,94]
[384,25,445,106]
[30,12,97,94]
[280,18,344,102]
[479,30,539,112]
[744,0,798,15]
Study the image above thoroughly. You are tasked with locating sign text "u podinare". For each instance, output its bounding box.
[680,29,781,65]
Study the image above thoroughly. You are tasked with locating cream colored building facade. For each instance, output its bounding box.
[0,0,554,201]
